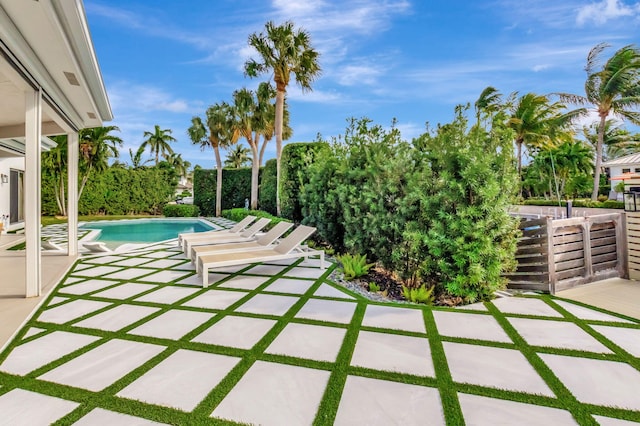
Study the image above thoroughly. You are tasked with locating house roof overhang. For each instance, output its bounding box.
[0,0,112,138]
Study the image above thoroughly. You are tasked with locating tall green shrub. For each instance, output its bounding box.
[405,106,519,300]
[194,168,252,215]
[301,111,519,302]
[258,159,277,215]
[280,142,329,221]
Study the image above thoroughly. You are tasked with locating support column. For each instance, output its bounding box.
[25,88,42,297]
[67,132,78,255]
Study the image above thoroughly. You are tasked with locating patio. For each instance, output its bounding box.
[0,234,639,425]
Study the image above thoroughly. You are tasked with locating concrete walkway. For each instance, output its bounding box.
[557,278,640,321]
[0,239,639,425]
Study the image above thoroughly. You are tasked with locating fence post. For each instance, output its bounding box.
[583,217,593,281]
[616,212,628,279]
[546,216,556,294]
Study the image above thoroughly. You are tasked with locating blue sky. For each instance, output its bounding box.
[85,0,640,169]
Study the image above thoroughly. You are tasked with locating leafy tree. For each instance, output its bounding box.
[188,102,238,216]
[475,86,504,128]
[78,125,123,202]
[507,93,575,185]
[559,43,640,199]
[581,120,640,160]
[42,135,68,216]
[232,88,261,209]
[224,144,252,168]
[164,152,191,179]
[141,125,176,165]
[245,20,321,215]
[129,145,152,169]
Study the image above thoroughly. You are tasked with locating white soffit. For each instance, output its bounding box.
[0,0,112,132]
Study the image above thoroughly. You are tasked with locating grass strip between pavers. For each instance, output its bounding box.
[484,302,599,426]
[3,243,640,425]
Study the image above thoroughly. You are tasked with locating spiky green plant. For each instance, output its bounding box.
[337,253,375,280]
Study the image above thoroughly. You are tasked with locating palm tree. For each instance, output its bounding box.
[507,93,577,191]
[245,20,321,216]
[129,145,152,169]
[475,86,503,128]
[231,88,260,209]
[188,102,238,216]
[552,139,594,197]
[224,145,252,168]
[141,125,176,165]
[559,43,640,199]
[42,135,68,216]
[582,120,640,161]
[164,152,191,179]
[78,125,123,201]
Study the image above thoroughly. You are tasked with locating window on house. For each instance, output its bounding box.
[9,169,24,224]
[634,168,640,173]
[623,168,631,173]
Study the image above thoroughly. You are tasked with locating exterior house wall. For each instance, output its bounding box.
[0,156,25,231]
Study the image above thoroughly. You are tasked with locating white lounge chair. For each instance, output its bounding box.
[197,225,324,287]
[178,215,256,252]
[41,240,64,251]
[183,217,271,255]
[191,221,294,264]
[82,241,111,253]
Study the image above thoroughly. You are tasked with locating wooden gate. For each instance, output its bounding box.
[506,213,627,293]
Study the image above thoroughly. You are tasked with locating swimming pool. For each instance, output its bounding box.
[80,218,217,249]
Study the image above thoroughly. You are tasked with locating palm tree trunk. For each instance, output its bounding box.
[214,146,223,217]
[517,139,523,197]
[275,88,285,217]
[259,137,270,167]
[591,114,607,200]
[250,135,260,210]
[78,164,92,202]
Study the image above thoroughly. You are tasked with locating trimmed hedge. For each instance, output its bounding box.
[280,142,330,221]
[163,204,200,217]
[42,166,177,215]
[193,168,252,215]
[259,159,277,215]
[221,208,291,231]
[522,199,624,209]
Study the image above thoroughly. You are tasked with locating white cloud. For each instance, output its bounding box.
[532,64,551,72]
[108,82,194,114]
[576,0,640,25]
[286,86,342,103]
[271,0,411,35]
[338,64,384,86]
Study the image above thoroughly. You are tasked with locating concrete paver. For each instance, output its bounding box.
[492,297,563,317]
[266,277,315,294]
[266,323,346,362]
[74,304,159,332]
[540,353,640,411]
[0,331,99,375]
[211,361,330,425]
[351,330,434,377]
[433,310,512,343]
[192,315,277,349]
[38,339,165,391]
[74,408,167,425]
[591,324,640,357]
[443,342,554,396]
[313,283,355,300]
[117,349,240,411]
[38,299,111,324]
[457,393,578,425]
[0,388,78,426]
[508,317,612,353]
[361,304,426,333]
[335,376,444,425]
[129,310,213,340]
[235,293,299,316]
[295,298,356,324]
[91,283,157,300]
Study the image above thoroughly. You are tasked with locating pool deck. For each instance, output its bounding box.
[0,232,639,424]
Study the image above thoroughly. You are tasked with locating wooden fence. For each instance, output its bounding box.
[506,213,627,293]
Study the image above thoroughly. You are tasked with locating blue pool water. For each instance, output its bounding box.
[80,219,215,247]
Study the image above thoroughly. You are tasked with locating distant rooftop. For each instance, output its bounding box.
[602,153,640,167]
